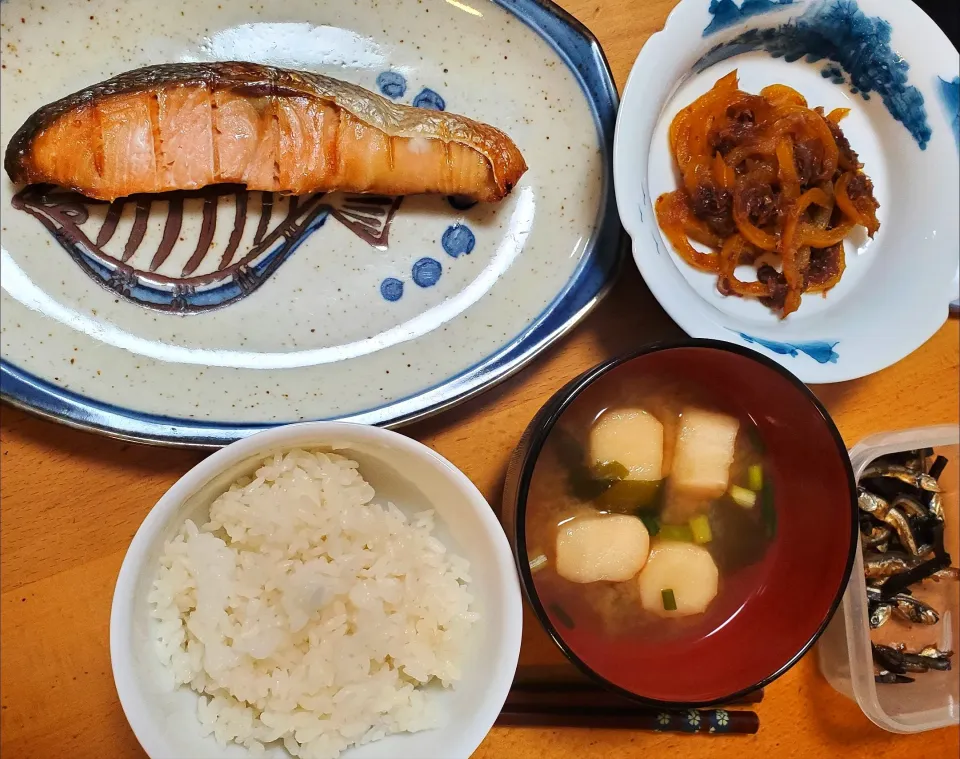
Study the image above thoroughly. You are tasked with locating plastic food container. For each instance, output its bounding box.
[818,424,959,733]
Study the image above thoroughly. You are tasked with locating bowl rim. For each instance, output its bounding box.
[109,420,523,759]
[509,338,859,708]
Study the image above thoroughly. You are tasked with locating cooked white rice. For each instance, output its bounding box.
[149,449,477,759]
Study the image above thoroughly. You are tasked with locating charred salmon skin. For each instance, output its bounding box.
[4,62,527,202]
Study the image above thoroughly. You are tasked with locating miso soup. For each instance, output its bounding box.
[525,368,777,645]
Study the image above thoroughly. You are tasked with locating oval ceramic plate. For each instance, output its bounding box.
[614,0,959,383]
[0,0,620,446]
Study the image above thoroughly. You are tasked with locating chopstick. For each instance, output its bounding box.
[506,683,764,708]
[496,706,759,734]
[497,676,762,734]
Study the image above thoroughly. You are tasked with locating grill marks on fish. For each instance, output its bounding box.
[5,62,526,202]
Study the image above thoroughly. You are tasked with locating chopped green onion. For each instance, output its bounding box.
[638,512,661,537]
[730,485,757,508]
[529,554,548,574]
[658,523,694,542]
[689,514,713,544]
[661,589,677,611]
[747,464,764,492]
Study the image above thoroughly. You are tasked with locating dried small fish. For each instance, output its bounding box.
[928,492,944,521]
[869,602,892,629]
[860,523,893,549]
[891,594,939,625]
[873,643,910,674]
[858,489,931,554]
[858,487,890,516]
[861,463,941,492]
[863,551,925,579]
[890,493,930,519]
[872,644,937,674]
[906,651,951,672]
[875,670,915,684]
[880,507,922,555]
[918,646,954,663]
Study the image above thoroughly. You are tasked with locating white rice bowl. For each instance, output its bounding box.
[148,449,478,759]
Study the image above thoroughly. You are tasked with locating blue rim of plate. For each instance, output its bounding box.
[0,0,625,448]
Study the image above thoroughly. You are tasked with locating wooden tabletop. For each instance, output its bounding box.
[2,1,959,757]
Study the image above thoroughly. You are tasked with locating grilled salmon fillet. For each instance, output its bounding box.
[4,62,527,202]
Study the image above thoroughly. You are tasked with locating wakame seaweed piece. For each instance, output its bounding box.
[548,603,576,629]
[927,521,950,562]
[570,477,613,501]
[638,512,661,537]
[879,553,951,599]
[707,498,770,572]
[591,461,630,481]
[596,479,663,512]
[928,455,948,481]
[551,427,620,500]
[569,462,629,501]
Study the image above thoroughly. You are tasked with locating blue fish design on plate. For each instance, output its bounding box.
[733,330,840,364]
[12,185,404,313]
[696,0,933,149]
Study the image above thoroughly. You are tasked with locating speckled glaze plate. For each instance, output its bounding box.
[614,0,959,383]
[0,0,620,446]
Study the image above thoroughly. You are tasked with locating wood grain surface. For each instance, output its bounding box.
[2,1,959,757]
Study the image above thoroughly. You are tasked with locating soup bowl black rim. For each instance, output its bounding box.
[508,338,858,709]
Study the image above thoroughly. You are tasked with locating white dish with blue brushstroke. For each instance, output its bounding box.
[0,0,620,446]
[614,0,959,383]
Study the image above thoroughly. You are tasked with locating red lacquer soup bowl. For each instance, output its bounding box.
[502,340,858,707]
